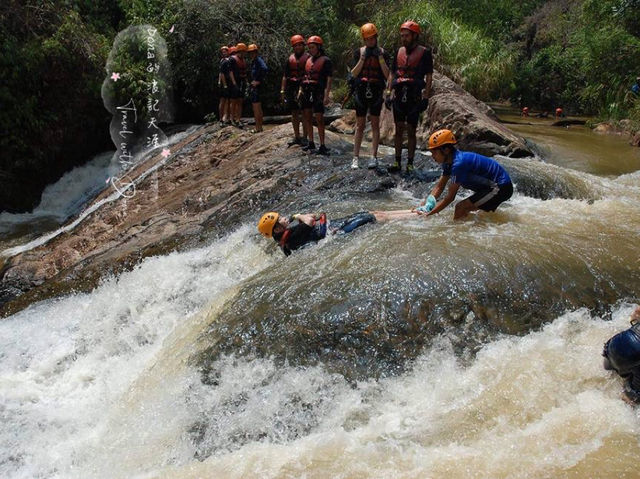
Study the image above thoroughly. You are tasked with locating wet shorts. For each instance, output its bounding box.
[468,182,513,211]
[220,84,232,99]
[250,85,263,104]
[284,82,303,112]
[354,82,384,117]
[392,84,427,127]
[230,81,246,99]
[301,84,325,114]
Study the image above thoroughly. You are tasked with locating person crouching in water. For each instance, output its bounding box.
[281,35,310,146]
[247,43,268,133]
[300,36,333,156]
[602,306,640,404]
[258,210,405,256]
[418,129,513,219]
[350,23,390,170]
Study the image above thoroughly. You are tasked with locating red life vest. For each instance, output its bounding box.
[303,55,327,84]
[359,48,385,83]
[395,45,426,83]
[287,52,310,81]
[232,54,247,80]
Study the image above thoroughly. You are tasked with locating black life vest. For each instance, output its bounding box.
[303,55,327,84]
[232,54,247,80]
[395,45,426,83]
[279,213,327,251]
[288,52,310,82]
[359,48,385,83]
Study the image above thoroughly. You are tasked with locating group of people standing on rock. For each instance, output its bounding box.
[216,20,433,165]
[218,43,268,133]
[279,20,433,168]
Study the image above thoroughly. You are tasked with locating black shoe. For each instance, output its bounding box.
[316,145,330,156]
[388,161,401,173]
[302,142,316,151]
[287,137,303,147]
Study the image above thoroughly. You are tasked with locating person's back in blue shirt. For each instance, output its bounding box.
[442,150,511,191]
[251,56,268,83]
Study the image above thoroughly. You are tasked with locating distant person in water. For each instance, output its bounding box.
[257,210,411,256]
[555,107,565,119]
[415,129,513,219]
[603,305,640,404]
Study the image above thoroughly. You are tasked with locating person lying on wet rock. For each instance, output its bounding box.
[603,305,640,404]
[257,210,414,256]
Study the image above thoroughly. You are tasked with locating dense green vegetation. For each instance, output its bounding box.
[1,0,639,211]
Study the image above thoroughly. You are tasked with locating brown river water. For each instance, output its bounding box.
[0,112,639,478]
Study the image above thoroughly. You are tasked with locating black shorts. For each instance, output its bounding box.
[230,81,246,99]
[285,82,302,112]
[250,85,263,104]
[392,83,426,126]
[220,86,232,99]
[354,82,384,117]
[301,83,325,114]
[468,182,513,212]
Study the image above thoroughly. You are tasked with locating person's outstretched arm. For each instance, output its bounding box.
[425,182,460,216]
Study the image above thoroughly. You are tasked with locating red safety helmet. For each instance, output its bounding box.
[307,35,323,46]
[229,46,237,54]
[400,21,421,34]
[290,34,305,47]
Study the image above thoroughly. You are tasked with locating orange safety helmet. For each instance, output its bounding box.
[247,43,258,52]
[428,129,457,150]
[258,212,279,238]
[236,42,248,52]
[290,34,305,47]
[361,23,378,39]
[307,35,323,46]
[229,46,237,54]
[400,20,421,34]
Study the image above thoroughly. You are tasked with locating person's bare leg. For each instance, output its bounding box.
[219,98,226,121]
[394,122,405,160]
[316,112,325,145]
[371,209,418,222]
[371,115,380,158]
[225,98,231,121]
[303,109,314,143]
[354,116,366,157]
[292,110,301,138]
[454,199,477,219]
[407,123,417,161]
[253,103,263,131]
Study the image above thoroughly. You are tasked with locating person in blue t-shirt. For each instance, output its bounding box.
[248,43,268,132]
[417,129,513,219]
